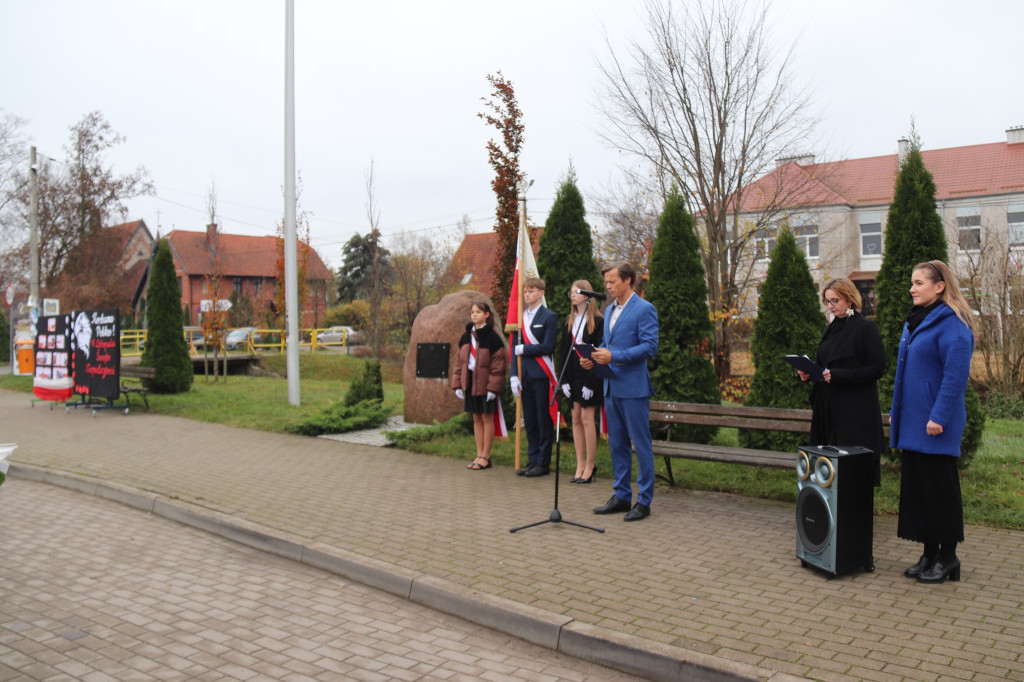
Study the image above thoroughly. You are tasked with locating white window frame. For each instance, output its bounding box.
[1008,202,1024,248]
[956,206,981,253]
[859,211,883,258]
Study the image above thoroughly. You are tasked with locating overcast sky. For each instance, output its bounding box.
[3,0,1023,269]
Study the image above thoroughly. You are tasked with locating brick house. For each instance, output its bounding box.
[165,224,334,328]
[445,228,543,300]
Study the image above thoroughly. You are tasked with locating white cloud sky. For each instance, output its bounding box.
[3,0,1022,269]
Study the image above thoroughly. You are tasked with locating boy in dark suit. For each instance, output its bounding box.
[510,278,558,477]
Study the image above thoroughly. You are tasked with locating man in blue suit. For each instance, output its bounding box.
[581,262,659,521]
[510,278,559,477]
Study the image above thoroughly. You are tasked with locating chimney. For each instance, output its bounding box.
[774,154,816,168]
[898,138,909,164]
[1007,126,1024,145]
[206,223,217,247]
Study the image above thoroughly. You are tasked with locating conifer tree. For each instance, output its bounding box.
[874,136,984,461]
[646,187,720,443]
[141,240,193,393]
[874,140,947,400]
[0,309,9,363]
[537,167,601,321]
[740,227,823,451]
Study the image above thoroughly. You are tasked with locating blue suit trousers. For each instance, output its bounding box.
[605,395,654,506]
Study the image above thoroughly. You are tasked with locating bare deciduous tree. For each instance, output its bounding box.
[956,226,1024,397]
[596,0,819,380]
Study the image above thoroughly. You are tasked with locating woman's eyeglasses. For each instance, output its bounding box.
[825,298,842,305]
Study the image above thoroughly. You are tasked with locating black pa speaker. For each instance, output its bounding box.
[795,445,875,575]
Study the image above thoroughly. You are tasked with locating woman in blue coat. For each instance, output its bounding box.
[890,261,975,584]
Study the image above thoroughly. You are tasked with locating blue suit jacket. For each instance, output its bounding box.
[600,294,658,399]
[890,304,974,456]
[510,305,558,383]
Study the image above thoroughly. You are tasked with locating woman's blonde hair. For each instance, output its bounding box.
[913,260,975,331]
[821,278,862,310]
[568,279,598,335]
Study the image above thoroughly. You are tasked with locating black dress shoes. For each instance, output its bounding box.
[524,465,550,477]
[903,554,937,578]
[593,496,631,514]
[917,557,961,583]
[623,503,651,521]
[517,465,532,476]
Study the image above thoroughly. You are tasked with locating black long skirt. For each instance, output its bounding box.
[897,450,964,544]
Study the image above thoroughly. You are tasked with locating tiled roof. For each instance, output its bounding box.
[165,230,333,281]
[446,228,543,298]
[738,140,1024,212]
[106,220,150,253]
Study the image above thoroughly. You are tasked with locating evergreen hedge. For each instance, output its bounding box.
[537,168,602,322]
[646,187,720,444]
[741,227,823,452]
[141,240,193,393]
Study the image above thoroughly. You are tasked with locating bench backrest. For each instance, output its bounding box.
[649,400,890,436]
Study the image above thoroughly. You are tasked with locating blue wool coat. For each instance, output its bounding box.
[890,304,974,456]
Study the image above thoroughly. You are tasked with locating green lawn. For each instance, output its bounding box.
[3,354,1021,529]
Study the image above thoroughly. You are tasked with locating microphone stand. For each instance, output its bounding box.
[511,296,604,534]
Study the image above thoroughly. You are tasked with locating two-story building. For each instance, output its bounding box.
[733,127,1024,316]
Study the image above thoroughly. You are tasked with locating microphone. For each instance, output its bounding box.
[575,289,608,301]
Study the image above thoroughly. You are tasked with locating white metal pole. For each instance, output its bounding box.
[29,146,39,309]
[284,0,300,405]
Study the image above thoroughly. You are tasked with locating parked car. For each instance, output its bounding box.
[224,327,261,351]
[316,326,365,345]
[183,326,203,347]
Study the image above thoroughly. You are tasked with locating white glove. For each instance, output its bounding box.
[582,386,594,400]
[455,388,464,400]
[561,383,571,398]
[486,391,497,401]
[514,344,524,356]
[510,376,521,398]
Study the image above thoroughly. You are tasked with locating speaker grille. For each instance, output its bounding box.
[796,486,832,552]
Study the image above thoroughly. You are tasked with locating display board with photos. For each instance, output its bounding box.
[32,315,74,402]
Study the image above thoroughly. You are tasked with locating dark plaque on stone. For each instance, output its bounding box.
[416,343,450,379]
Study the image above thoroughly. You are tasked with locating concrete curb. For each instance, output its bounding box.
[9,463,798,682]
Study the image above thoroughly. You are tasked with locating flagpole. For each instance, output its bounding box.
[514,187,527,472]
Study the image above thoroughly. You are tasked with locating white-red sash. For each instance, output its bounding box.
[521,311,558,425]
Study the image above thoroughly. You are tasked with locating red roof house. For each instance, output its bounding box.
[165,224,334,328]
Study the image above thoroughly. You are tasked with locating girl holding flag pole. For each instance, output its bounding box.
[452,300,508,470]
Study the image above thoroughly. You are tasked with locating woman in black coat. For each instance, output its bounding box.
[557,280,604,483]
[798,278,886,484]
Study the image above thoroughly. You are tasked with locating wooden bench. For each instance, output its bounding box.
[648,401,890,487]
[119,365,156,410]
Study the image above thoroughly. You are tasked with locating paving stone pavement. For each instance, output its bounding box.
[1,387,1023,681]
[0,479,634,681]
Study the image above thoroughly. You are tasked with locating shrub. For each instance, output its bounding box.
[344,360,384,406]
[141,240,194,393]
[287,399,390,436]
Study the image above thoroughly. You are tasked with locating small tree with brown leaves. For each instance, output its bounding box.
[478,72,524,322]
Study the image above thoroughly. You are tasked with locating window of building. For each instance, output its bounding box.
[233,277,243,294]
[793,223,819,258]
[956,206,981,251]
[1008,202,1024,247]
[755,226,777,261]
[859,212,882,257]
[461,273,473,285]
[254,278,263,296]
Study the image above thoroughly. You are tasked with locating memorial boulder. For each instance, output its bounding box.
[403,290,506,425]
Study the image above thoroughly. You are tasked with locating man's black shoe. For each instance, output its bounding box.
[524,465,550,477]
[623,503,651,522]
[593,496,632,514]
[516,465,533,477]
